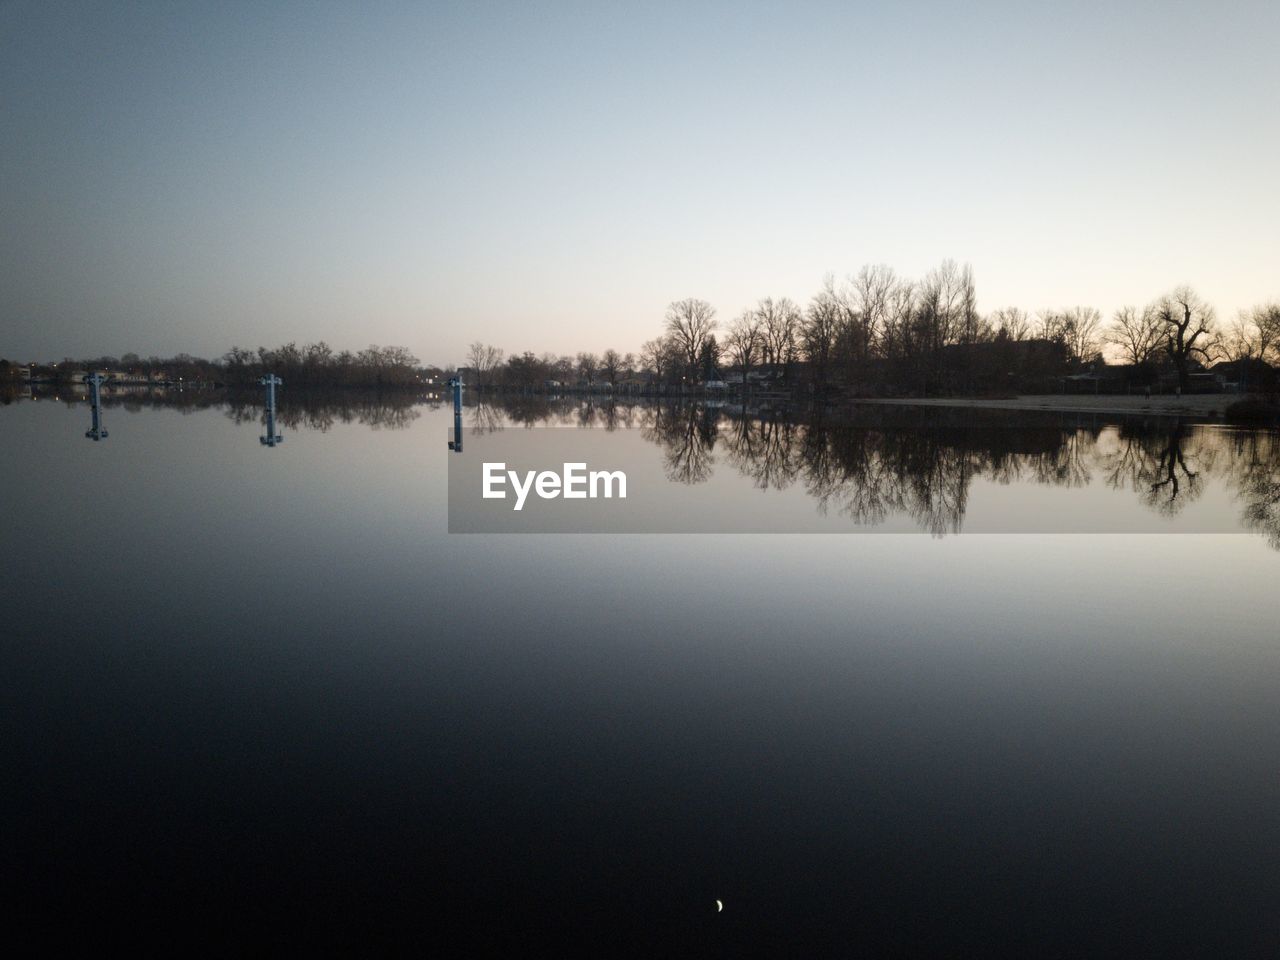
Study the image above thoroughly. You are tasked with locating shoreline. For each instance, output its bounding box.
[849,394,1238,419]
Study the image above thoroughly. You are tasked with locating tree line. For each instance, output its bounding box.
[466,263,1280,395]
[7,343,433,389]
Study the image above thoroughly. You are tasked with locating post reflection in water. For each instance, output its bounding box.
[82,372,108,440]
[447,376,463,452]
[259,374,284,447]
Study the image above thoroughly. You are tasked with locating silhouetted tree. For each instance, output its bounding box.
[664,298,717,379]
[466,342,504,387]
[1106,305,1163,365]
[990,307,1031,342]
[757,296,801,380]
[725,310,763,387]
[1153,287,1219,390]
[600,349,623,386]
[803,280,842,384]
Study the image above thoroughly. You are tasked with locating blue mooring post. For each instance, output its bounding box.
[259,374,283,446]
[447,376,463,452]
[83,372,108,440]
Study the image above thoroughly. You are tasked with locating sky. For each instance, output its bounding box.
[2,0,1278,366]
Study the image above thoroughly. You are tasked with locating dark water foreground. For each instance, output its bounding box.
[3,393,1278,954]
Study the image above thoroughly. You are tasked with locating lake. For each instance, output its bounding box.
[4,390,1278,954]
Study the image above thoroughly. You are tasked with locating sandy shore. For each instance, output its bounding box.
[852,394,1235,418]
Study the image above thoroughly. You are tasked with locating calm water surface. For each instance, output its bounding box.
[3,392,1278,954]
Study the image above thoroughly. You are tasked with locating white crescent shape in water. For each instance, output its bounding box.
[715,899,723,912]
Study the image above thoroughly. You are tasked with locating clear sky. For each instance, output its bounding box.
[2,1,1277,366]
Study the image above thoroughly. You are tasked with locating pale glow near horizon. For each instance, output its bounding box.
[2,1,1277,365]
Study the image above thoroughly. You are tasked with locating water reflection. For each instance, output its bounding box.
[469,395,1280,547]
[83,372,108,441]
[259,374,284,447]
[1099,422,1211,516]
[447,377,464,453]
[19,386,1280,548]
[28,383,440,429]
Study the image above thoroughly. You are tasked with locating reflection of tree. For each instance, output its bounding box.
[800,421,901,526]
[1098,421,1209,516]
[642,403,718,484]
[1222,430,1280,548]
[898,436,970,536]
[33,384,1280,548]
[448,396,1280,548]
[224,390,425,431]
[713,407,1275,538]
[1145,424,1204,514]
[723,416,802,491]
[493,395,555,428]
[1025,429,1093,489]
[600,401,632,432]
[783,412,1068,534]
[468,399,504,435]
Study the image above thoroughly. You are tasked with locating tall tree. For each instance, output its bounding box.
[757,296,801,379]
[1227,303,1280,365]
[725,310,764,386]
[1153,287,1218,390]
[698,335,721,381]
[600,349,623,386]
[466,342,504,387]
[989,307,1031,341]
[575,351,599,384]
[664,298,717,378]
[802,280,842,383]
[1106,305,1162,365]
[1062,306,1102,363]
[845,265,895,368]
[640,336,681,384]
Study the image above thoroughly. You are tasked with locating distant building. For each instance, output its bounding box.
[1060,368,1125,393]
[1210,358,1275,393]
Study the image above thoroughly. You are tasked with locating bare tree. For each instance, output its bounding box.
[1062,306,1103,363]
[757,296,801,379]
[725,310,763,386]
[600,349,623,386]
[1227,303,1280,365]
[1036,308,1100,362]
[1106,305,1162,366]
[1256,304,1280,363]
[802,279,842,382]
[640,336,681,384]
[552,354,575,382]
[989,307,1031,342]
[846,264,896,365]
[1036,310,1069,343]
[1153,287,1218,390]
[880,278,917,364]
[664,298,717,379]
[466,341,504,387]
[954,264,985,347]
[575,351,599,385]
